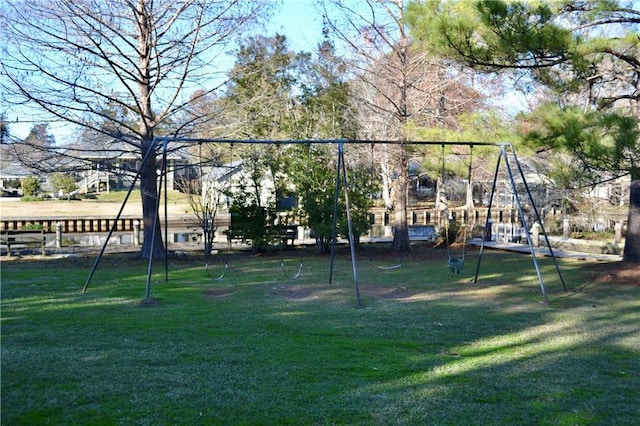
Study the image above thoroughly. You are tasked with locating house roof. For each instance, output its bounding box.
[65,137,188,161]
[204,161,243,183]
[0,163,35,179]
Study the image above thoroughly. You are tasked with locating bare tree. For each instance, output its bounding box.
[319,0,411,251]
[176,160,225,269]
[0,0,270,259]
[321,0,483,251]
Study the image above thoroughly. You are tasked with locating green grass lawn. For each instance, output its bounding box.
[1,246,639,425]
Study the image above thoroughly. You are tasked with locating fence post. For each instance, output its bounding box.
[532,222,541,247]
[55,222,62,248]
[615,222,623,244]
[563,218,570,240]
[133,220,140,246]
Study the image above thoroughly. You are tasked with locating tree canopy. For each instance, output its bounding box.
[1,0,270,259]
[407,0,640,263]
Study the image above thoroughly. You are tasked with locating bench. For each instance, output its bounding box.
[407,225,438,242]
[1,229,47,256]
[224,225,298,247]
[280,225,298,246]
[224,228,246,244]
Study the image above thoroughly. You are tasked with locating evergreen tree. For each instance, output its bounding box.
[408,0,640,263]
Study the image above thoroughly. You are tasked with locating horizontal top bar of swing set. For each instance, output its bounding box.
[153,137,509,147]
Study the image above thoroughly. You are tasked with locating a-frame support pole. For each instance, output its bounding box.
[329,142,362,307]
[502,144,549,305]
[511,146,567,292]
[164,138,169,282]
[144,140,167,300]
[473,145,502,286]
[82,140,158,292]
[329,144,341,285]
[474,144,565,305]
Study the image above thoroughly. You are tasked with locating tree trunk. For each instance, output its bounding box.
[622,173,640,263]
[135,0,164,260]
[391,153,412,252]
[138,153,166,260]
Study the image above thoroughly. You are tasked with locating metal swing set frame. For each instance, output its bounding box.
[83,137,566,306]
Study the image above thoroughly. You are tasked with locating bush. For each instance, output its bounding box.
[22,223,44,230]
[21,176,40,196]
[50,172,78,198]
[438,219,464,245]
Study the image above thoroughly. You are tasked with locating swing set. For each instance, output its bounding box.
[82,138,566,306]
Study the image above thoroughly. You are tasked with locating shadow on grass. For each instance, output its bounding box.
[1,247,638,424]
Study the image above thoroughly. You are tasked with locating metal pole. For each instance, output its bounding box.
[502,145,549,305]
[163,140,169,281]
[473,148,503,284]
[83,140,157,292]
[144,145,166,300]
[510,145,567,292]
[329,143,342,285]
[152,137,501,147]
[340,144,362,307]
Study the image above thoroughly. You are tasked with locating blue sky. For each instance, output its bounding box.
[269,0,324,52]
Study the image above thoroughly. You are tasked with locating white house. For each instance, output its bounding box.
[201,160,277,212]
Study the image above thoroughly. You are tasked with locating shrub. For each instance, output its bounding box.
[22,223,44,230]
[49,172,78,197]
[21,176,40,196]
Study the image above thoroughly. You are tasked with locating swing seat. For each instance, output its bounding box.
[207,260,228,281]
[448,257,464,274]
[373,262,403,271]
[281,259,304,280]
